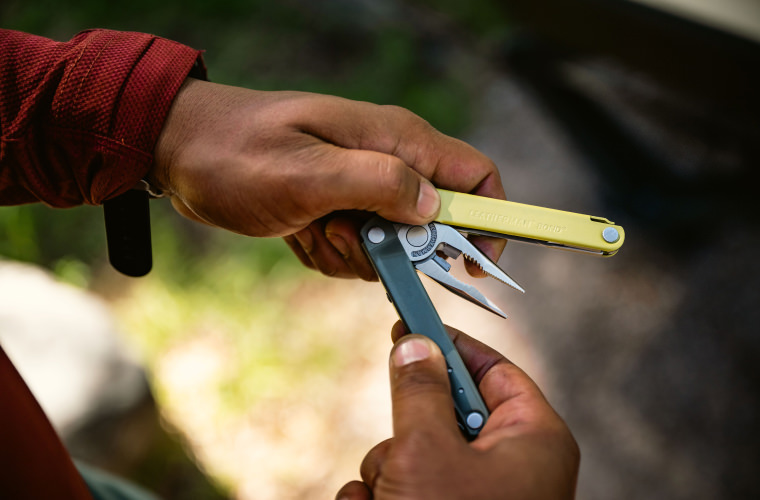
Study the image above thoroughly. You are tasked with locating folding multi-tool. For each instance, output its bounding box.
[360,189,625,440]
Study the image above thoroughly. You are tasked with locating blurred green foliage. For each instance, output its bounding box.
[1,0,510,281]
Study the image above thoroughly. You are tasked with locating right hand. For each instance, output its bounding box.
[336,324,580,500]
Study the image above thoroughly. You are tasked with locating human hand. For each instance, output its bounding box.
[335,323,580,500]
[151,78,505,280]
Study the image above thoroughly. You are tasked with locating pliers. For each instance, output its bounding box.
[360,189,625,440]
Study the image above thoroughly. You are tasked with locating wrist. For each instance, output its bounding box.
[133,178,168,198]
[150,77,203,196]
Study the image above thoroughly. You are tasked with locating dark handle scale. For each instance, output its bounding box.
[361,217,489,440]
[103,190,153,277]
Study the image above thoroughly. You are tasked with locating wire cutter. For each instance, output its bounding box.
[360,189,624,440]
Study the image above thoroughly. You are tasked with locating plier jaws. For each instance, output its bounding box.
[393,222,524,318]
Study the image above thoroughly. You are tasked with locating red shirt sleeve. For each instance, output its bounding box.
[0,29,206,207]
[0,346,94,499]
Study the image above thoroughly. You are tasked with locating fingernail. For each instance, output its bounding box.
[416,181,440,220]
[294,228,314,253]
[393,337,433,367]
[326,232,349,257]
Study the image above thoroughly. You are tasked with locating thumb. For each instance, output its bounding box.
[389,335,460,440]
[334,481,371,500]
[329,147,440,224]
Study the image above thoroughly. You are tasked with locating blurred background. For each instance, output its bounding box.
[1,0,759,499]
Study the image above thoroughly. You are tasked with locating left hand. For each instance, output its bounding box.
[152,79,506,280]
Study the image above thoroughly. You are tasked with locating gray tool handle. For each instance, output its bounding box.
[361,217,489,440]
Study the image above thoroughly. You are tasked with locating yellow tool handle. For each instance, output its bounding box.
[436,190,625,256]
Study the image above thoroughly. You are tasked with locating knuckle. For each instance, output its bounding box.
[380,103,410,118]
[540,420,581,463]
[561,427,581,463]
[395,428,438,458]
[382,104,430,128]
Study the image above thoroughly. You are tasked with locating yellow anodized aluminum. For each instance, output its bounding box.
[435,189,625,256]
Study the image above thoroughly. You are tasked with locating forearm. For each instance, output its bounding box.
[0,28,204,207]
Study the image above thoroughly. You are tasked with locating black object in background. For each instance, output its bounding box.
[103,190,153,277]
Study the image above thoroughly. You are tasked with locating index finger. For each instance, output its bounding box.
[296,98,502,195]
[445,326,565,443]
[383,112,507,267]
[391,321,554,422]
[298,97,507,264]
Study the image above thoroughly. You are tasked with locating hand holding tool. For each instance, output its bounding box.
[360,190,624,439]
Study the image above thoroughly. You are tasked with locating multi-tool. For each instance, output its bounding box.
[360,189,625,440]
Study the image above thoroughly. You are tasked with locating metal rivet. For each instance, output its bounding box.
[367,227,385,244]
[406,225,428,247]
[602,227,620,244]
[466,412,484,429]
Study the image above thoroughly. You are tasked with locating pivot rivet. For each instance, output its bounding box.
[602,227,620,244]
[466,412,484,429]
[367,227,386,244]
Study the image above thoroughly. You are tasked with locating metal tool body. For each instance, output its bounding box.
[360,191,625,439]
[361,218,498,440]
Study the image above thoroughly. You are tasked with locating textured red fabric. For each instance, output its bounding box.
[0,28,205,207]
[0,28,206,497]
[0,345,94,499]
